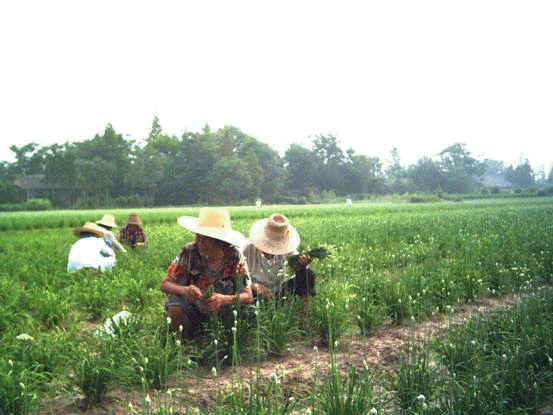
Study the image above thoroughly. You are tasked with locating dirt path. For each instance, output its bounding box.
[45,295,521,415]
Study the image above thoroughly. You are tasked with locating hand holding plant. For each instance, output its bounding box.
[288,246,330,272]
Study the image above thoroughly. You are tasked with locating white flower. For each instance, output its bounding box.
[16,333,34,341]
[270,372,280,384]
[212,367,218,377]
[214,339,218,346]
[233,310,238,318]
[179,324,183,332]
[166,317,172,325]
[369,408,378,415]
[417,394,426,403]
[313,346,319,353]
[144,394,152,406]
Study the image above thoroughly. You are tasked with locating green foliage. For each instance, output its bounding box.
[312,280,354,346]
[25,198,52,211]
[72,345,116,405]
[0,200,552,412]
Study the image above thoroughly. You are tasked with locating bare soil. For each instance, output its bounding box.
[41,295,521,415]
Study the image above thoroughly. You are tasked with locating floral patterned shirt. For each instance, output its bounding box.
[119,224,147,247]
[164,242,251,296]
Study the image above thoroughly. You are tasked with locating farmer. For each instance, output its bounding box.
[67,222,116,272]
[96,213,127,253]
[119,213,147,249]
[160,207,253,340]
[241,214,316,321]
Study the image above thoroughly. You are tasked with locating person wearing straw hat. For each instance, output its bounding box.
[67,222,116,272]
[160,207,253,339]
[241,214,316,318]
[119,213,147,249]
[96,213,127,253]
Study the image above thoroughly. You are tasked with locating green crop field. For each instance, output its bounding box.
[2,197,553,414]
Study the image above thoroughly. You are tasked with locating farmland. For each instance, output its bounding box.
[1,197,553,414]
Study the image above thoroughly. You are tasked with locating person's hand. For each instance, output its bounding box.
[186,285,203,302]
[205,293,229,313]
[298,254,311,268]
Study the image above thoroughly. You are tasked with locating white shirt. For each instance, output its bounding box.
[102,229,127,253]
[241,241,297,294]
[67,236,116,272]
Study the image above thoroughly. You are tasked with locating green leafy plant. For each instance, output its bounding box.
[287,246,330,272]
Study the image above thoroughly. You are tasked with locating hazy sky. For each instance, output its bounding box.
[1,1,552,173]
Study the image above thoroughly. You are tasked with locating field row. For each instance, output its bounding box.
[1,198,553,413]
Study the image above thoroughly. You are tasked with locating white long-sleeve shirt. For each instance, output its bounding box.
[67,236,116,272]
[241,241,297,295]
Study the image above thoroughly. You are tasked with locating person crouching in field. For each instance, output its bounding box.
[67,222,116,272]
[160,207,253,340]
[96,213,127,254]
[241,214,316,323]
[119,213,147,249]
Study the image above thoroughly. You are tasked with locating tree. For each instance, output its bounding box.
[77,124,131,200]
[312,133,344,165]
[231,125,284,202]
[9,143,43,175]
[439,143,478,174]
[505,159,535,188]
[284,144,317,195]
[128,144,165,206]
[219,127,236,159]
[209,158,253,204]
[385,146,404,180]
[149,115,162,140]
[438,143,480,193]
[408,157,444,192]
[244,147,264,199]
[547,166,553,184]
[75,157,116,207]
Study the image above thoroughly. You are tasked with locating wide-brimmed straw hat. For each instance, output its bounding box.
[177,207,245,246]
[126,213,142,225]
[249,214,300,255]
[73,222,105,238]
[96,214,118,228]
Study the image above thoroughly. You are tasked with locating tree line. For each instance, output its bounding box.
[0,117,551,208]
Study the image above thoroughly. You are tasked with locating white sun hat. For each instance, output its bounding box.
[249,214,300,255]
[177,207,245,246]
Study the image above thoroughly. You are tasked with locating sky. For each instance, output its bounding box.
[1,1,552,174]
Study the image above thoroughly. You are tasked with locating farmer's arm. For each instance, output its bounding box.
[160,260,202,301]
[205,257,253,312]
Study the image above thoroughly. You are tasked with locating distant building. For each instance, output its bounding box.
[477,173,514,190]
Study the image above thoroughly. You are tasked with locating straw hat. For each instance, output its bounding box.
[249,214,300,255]
[126,213,142,225]
[96,214,118,228]
[73,222,105,238]
[177,207,244,246]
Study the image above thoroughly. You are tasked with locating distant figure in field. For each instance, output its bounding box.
[255,198,262,208]
[346,196,353,207]
[119,213,147,249]
[96,213,127,253]
[67,222,116,272]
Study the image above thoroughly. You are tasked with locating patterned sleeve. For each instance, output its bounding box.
[164,248,190,285]
[138,227,147,243]
[230,248,251,290]
[119,226,128,242]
